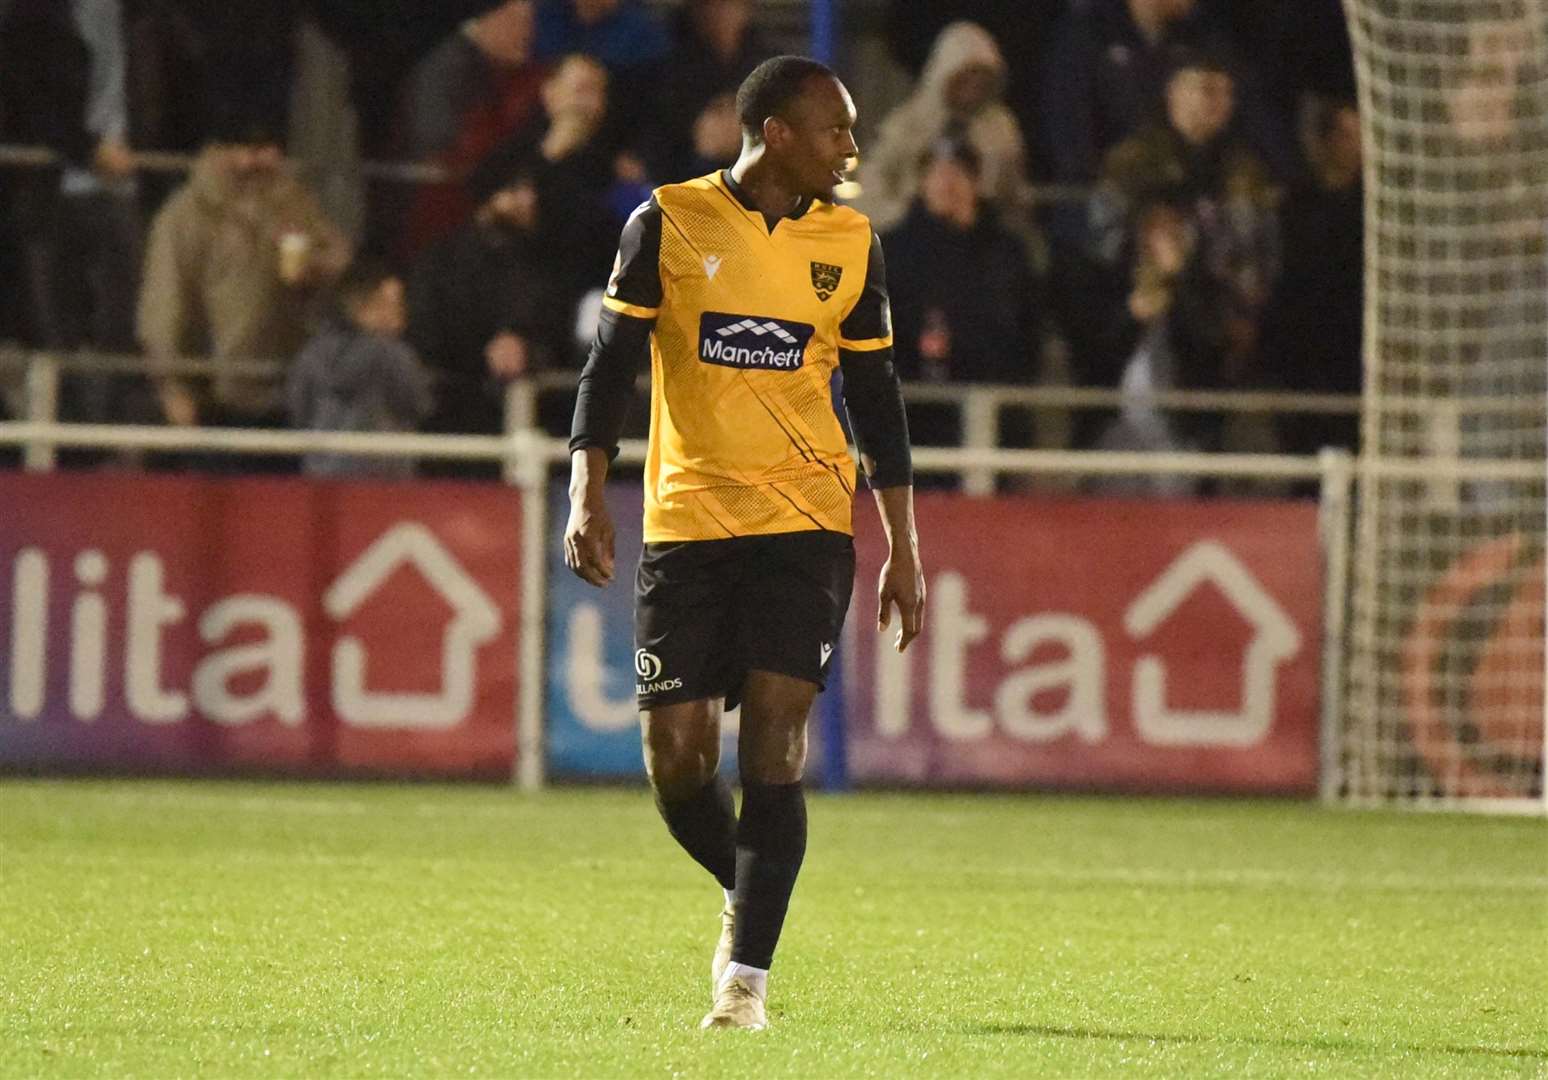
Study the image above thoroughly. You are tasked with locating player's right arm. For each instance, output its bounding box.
[564,198,663,587]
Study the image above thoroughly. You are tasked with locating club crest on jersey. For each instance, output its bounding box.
[699,312,815,371]
[810,261,843,301]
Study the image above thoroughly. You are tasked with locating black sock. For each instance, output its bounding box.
[731,781,807,970]
[655,776,737,892]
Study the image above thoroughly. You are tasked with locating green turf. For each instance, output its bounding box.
[1,781,1545,1078]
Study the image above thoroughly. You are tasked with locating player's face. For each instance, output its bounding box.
[775,76,860,200]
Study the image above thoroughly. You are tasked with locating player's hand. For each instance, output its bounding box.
[564,498,616,587]
[877,544,925,653]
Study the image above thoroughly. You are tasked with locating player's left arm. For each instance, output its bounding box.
[838,229,924,653]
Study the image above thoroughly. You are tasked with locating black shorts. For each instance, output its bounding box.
[633,530,856,709]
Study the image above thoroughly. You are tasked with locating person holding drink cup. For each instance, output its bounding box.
[137,112,350,457]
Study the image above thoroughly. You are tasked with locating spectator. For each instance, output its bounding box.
[1263,98,1363,458]
[1043,0,1213,192]
[287,261,432,479]
[883,137,1040,386]
[137,122,351,435]
[644,0,770,182]
[534,0,667,72]
[679,92,744,180]
[1089,197,1228,490]
[476,54,619,307]
[881,0,1053,155]
[881,137,1041,458]
[399,0,547,256]
[855,21,1031,235]
[403,0,544,161]
[0,0,141,430]
[534,0,668,153]
[407,156,572,443]
[1087,48,1278,391]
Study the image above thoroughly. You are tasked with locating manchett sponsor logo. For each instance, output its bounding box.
[699,312,815,371]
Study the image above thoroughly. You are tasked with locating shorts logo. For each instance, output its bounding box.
[820,642,833,668]
[699,311,815,371]
[810,261,843,301]
[635,649,663,681]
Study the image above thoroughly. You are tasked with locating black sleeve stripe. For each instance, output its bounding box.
[604,197,664,310]
[839,230,892,343]
[569,307,653,460]
[839,344,913,489]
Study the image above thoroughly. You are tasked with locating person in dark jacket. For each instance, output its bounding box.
[1040,0,1290,193]
[471,54,619,308]
[1085,48,1278,393]
[881,137,1041,461]
[1086,194,1229,470]
[398,0,549,258]
[407,154,572,443]
[642,0,770,182]
[287,261,433,479]
[1263,98,1363,458]
[0,0,138,369]
[883,137,1040,387]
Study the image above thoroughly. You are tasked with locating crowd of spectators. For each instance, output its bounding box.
[0,0,1374,484]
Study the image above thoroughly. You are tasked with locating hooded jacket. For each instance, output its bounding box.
[137,147,350,416]
[855,21,1030,233]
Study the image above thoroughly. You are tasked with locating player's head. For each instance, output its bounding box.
[736,55,858,200]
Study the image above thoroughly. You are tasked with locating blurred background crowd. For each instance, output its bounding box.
[0,0,1366,485]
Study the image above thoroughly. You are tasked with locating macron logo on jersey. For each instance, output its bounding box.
[699,312,815,371]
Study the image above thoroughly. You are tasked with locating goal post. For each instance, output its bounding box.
[1337,0,1547,809]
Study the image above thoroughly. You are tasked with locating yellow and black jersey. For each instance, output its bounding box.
[581,170,900,543]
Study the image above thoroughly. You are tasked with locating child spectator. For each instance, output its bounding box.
[287,261,433,479]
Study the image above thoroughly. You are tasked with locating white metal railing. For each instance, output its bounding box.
[0,347,1364,492]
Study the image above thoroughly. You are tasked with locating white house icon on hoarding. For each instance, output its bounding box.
[325,523,501,730]
[1123,541,1302,747]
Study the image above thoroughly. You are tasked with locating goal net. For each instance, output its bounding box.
[1339,0,1547,808]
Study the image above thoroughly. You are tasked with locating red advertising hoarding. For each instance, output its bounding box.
[848,495,1323,793]
[0,472,519,778]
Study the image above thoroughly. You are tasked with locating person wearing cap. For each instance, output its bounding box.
[136,119,351,443]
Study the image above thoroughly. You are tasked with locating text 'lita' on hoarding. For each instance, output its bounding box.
[3,525,502,731]
[870,543,1304,749]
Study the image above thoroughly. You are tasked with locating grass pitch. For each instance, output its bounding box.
[2,781,1545,1078]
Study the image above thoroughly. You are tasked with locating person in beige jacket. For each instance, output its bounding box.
[137,127,350,428]
[854,20,1032,236]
